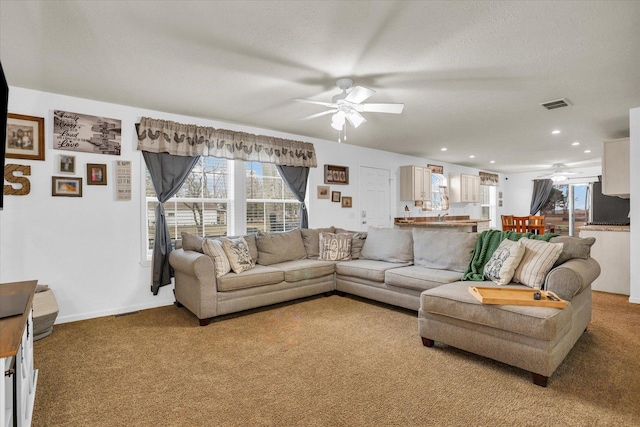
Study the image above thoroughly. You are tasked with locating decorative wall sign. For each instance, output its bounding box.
[5,114,45,161]
[53,110,121,155]
[52,176,82,197]
[87,163,107,186]
[428,164,444,174]
[58,154,76,174]
[317,185,330,199]
[115,160,131,200]
[324,165,349,185]
[341,196,352,208]
[479,171,499,186]
[4,164,31,195]
[331,191,341,202]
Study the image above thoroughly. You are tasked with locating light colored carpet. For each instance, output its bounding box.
[33,291,640,426]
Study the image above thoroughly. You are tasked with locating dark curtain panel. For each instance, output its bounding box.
[530,179,554,215]
[276,165,309,229]
[143,151,200,294]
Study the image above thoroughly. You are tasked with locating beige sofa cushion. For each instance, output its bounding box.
[202,238,232,277]
[421,281,572,342]
[336,259,410,282]
[550,236,596,267]
[256,229,307,265]
[181,232,204,253]
[269,259,336,282]
[217,265,284,292]
[300,227,336,259]
[412,230,478,272]
[385,266,462,292]
[360,228,413,263]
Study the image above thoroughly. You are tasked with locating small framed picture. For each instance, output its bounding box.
[317,185,330,199]
[52,176,83,197]
[331,191,341,202]
[87,163,107,185]
[58,154,76,174]
[341,196,352,208]
[324,165,349,185]
[5,113,45,161]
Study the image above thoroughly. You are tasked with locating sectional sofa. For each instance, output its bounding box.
[169,227,600,386]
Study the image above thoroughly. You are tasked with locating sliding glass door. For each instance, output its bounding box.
[541,183,590,236]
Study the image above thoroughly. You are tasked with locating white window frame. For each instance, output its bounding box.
[430,173,448,211]
[480,185,498,228]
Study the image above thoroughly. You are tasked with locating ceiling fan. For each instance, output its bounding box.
[294,78,404,133]
[538,164,580,182]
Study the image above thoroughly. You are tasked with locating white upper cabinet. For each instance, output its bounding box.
[400,166,431,201]
[602,138,630,198]
[449,173,480,203]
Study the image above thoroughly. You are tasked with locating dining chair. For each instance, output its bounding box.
[513,216,529,233]
[528,215,546,235]
[501,215,515,231]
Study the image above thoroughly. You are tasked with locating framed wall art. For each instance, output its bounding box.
[87,163,107,185]
[428,164,443,174]
[341,196,353,208]
[317,185,330,199]
[53,110,121,155]
[52,176,83,197]
[324,164,349,185]
[331,191,341,202]
[5,113,45,161]
[58,154,76,174]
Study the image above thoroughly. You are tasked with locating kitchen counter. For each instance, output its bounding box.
[394,216,490,232]
[579,225,630,232]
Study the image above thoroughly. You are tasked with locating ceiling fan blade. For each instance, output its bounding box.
[361,103,404,114]
[346,111,366,128]
[344,86,376,104]
[293,98,335,107]
[301,109,337,121]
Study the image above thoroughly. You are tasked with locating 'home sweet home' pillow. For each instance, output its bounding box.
[318,233,352,261]
[484,238,525,285]
[512,238,563,289]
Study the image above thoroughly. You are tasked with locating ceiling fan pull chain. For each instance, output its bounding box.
[344,123,347,141]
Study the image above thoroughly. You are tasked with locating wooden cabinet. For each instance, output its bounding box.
[449,173,480,203]
[579,228,630,295]
[400,166,431,201]
[1,281,38,427]
[602,138,630,198]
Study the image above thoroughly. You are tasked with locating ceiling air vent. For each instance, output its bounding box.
[540,98,571,110]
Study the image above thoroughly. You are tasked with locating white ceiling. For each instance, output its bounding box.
[1,1,639,174]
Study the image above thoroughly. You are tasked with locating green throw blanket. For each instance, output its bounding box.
[462,229,558,281]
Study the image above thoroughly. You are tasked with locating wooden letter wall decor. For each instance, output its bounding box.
[4,164,31,195]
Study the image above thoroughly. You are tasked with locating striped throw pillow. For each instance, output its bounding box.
[202,238,232,277]
[512,238,563,289]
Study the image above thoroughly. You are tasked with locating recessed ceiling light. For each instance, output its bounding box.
[441,148,447,151]
[572,142,580,146]
[469,155,475,159]
[584,149,591,153]
[490,160,495,164]
[552,130,561,134]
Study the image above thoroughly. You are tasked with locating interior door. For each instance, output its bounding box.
[360,166,390,230]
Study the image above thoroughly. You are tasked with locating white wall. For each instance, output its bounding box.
[1,87,491,323]
[629,107,639,304]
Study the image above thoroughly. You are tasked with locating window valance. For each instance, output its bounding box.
[136,117,317,168]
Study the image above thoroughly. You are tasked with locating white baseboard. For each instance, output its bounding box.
[55,299,175,324]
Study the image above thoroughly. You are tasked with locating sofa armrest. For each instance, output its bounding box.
[169,248,219,320]
[544,257,601,302]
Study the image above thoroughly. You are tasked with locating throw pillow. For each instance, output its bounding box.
[512,238,563,289]
[360,227,413,263]
[318,233,352,261]
[181,232,204,253]
[351,232,367,260]
[484,239,526,285]
[413,229,478,272]
[220,236,255,274]
[549,236,596,267]
[202,238,232,277]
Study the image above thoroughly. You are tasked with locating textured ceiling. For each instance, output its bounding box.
[1,1,639,174]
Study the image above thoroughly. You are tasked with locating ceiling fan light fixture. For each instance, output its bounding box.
[551,175,568,182]
[346,111,366,128]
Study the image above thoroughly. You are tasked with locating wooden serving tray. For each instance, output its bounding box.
[468,286,567,308]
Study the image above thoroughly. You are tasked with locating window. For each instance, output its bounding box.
[541,183,590,236]
[430,173,447,211]
[480,185,497,228]
[145,157,230,253]
[246,162,300,233]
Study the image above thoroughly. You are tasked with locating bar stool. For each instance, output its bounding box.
[513,216,529,233]
[501,215,515,231]
[528,215,546,235]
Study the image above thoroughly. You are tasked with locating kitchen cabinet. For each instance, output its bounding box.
[400,166,431,201]
[602,137,630,198]
[579,226,630,295]
[449,173,480,203]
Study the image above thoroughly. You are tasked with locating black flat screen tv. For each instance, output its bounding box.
[1,62,8,210]
[592,178,630,224]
